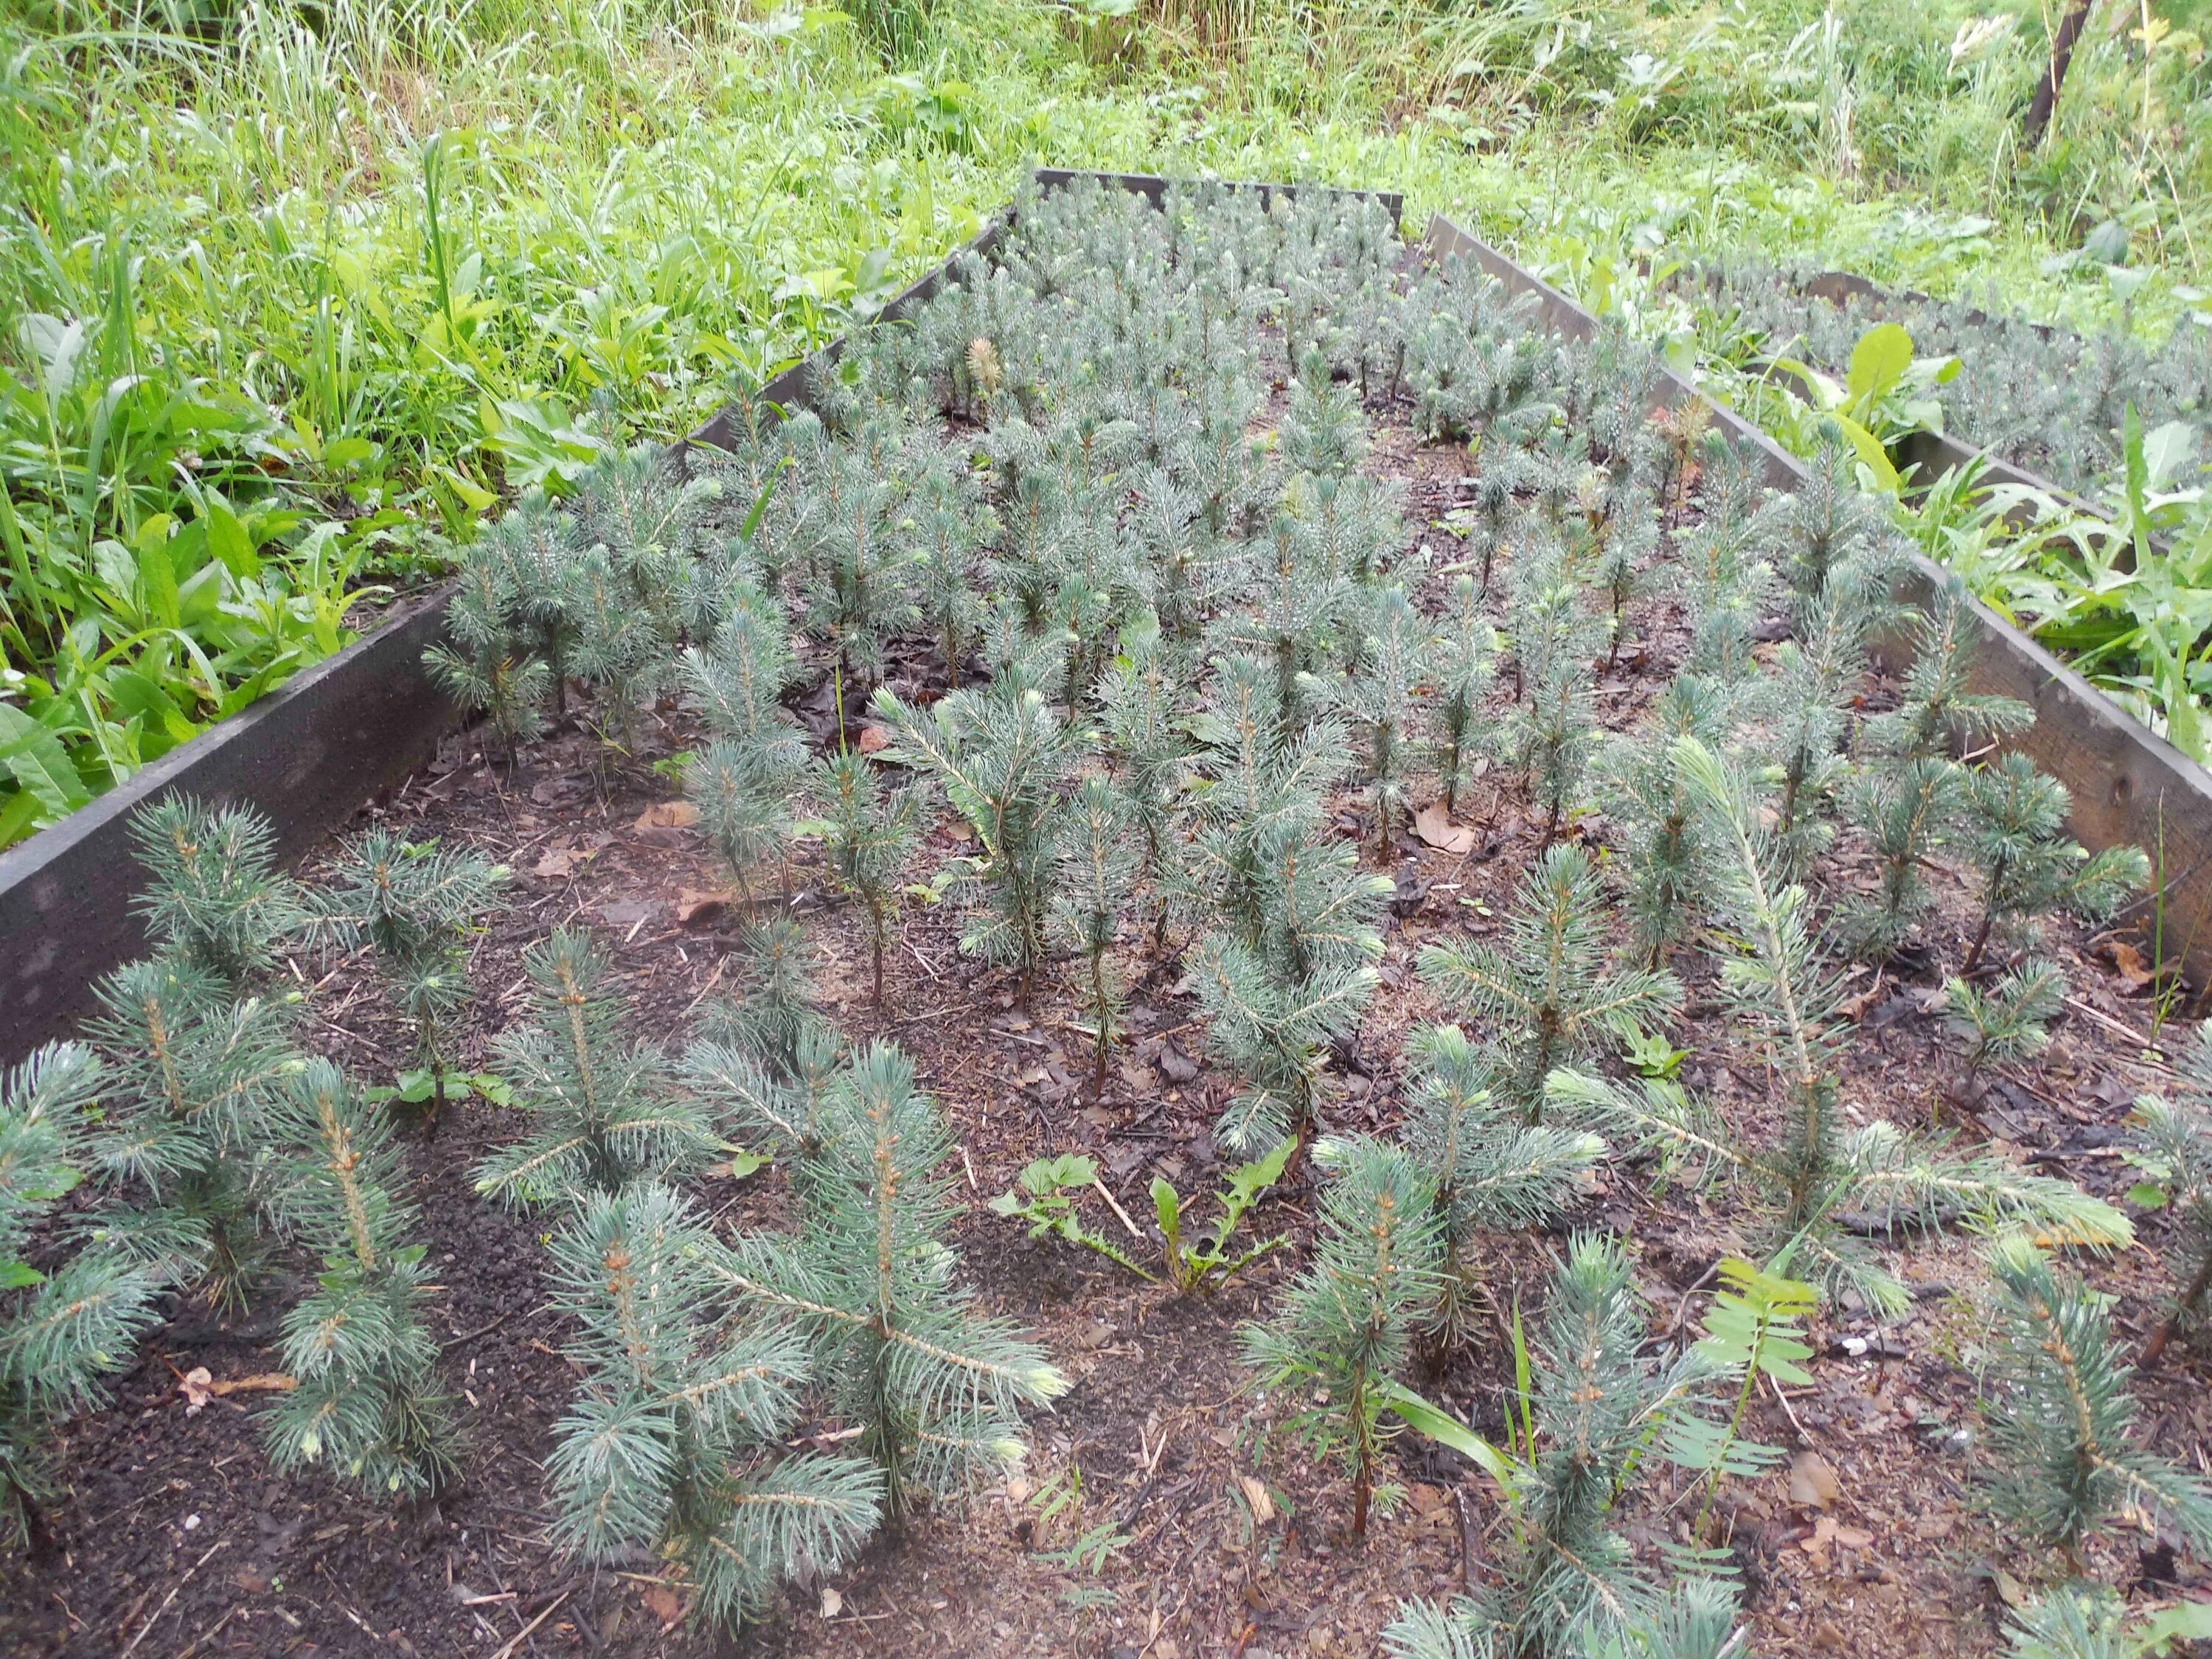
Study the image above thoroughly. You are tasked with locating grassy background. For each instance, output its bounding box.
[1,0,2208,841]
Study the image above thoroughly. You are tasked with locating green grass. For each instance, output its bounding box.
[3,0,2208,842]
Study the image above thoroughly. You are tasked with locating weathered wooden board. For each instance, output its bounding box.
[1421,212,2212,986]
[0,585,459,1063]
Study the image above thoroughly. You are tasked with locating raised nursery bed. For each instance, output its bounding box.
[12,173,2212,1659]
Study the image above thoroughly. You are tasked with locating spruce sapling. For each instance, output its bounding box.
[0,1045,161,1559]
[1501,560,1602,842]
[683,599,808,903]
[1399,1025,1603,1343]
[1959,754,2149,973]
[1840,754,1966,961]
[1242,1137,1442,1540]
[1979,1235,2212,1565]
[1052,778,1139,1100]
[703,917,836,1083]
[1419,844,1682,1120]
[546,1184,881,1630]
[873,665,1082,1007]
[1943,959,2067,1097]
[473,928,715,1210]
[262,1060,459,1499]
[82,958,293,1308]
[715,1043,1068,1519]
[905,448,999,686]
[563,543,668,762]
[1384,1234,1719,1657]
[1312,585,1433,863]
[308,832,508,1121]
[807,750,925,1007]
[1596,672,1733,965]
[129,796,302,989]
[1863,580,2034,762]
[425,553,552,763]
[2129,1026,2212,1366]
[1093,611,1195,932]
[1426,574,1498,817]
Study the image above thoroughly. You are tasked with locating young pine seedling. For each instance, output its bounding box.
[308,831,509,1121]
[1943,959,2067,1102]
[2127,1027,2212,1366]
[1418,843,1682,1121]
[82,956,295,1310]
[262,1060,459,1500]
[702,916,836,1085]
[545,1183,882,1631]
[1385,1234,1724,1658]
[716,1043,1067,1519]
[1425,574,1498,818]
[1959,754,2149,973]
[1052,778,1140,1099]
[424,553,552,765]
[874,665,1081,1008]
[129,796,303,990]
[1398,1024,1604,1345]
[1242,1137,1442,1540]
[1979,1235,2212,1569]
[1311,585,1433,863]
[0,1045,162,1560]
[805,749,925,1008]
[473,928,717,1211]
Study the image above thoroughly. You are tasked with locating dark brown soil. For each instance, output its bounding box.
[5,359,2209,1659]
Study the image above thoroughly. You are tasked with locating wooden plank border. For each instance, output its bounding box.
[1423,212,2212,985]
[0,584,459,1062]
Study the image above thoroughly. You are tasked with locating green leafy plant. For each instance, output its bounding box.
[990,1154,1157,1281]
[1770,324,1961,492]
[1682,1254,1817,1535]
[1152,1137,1293,1293]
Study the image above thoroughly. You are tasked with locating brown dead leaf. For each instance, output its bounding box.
[676,888,734,926]
[2112,942,2154,989]
[178,1366,212,1414]
[1413,802,1478,856]
[1408,1483,1450,1518]
[1787,1450,1840,1510]
[1236,1474,1276,1525]
[532,845,582,879]
[1834,1524,1874,1549]
[820,1587,844,1620]
[633,800,700,833]
[856,723,891,754]
[641,1585,684,1627]
[1993,1567,2028,1609]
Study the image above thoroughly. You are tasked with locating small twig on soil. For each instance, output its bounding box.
[119,1539,229,1659]
[489,1591,570,1659]
[1093,1178,1146,1242]
[451,1305,530,1346]
[676,959,726,1020]
[1455,1485,1478,1592]
[2063,995,2166,1055]
[1767,1374,1809,1441]
[175,1605,240,1659]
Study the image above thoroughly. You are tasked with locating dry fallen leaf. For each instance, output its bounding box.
[676,888,734,925]
[1787,1450,1840,1510]
[1993,1566,2028,1609]
[1413,802,1478,856]
[178,1366,212,1415]
[1236,1473,1276,1525]
[856,723,891,754]
[1833,1524,1874,1549]
[820,1587,844,1620]
[2112,942,2154,989]
[532,845,581,879]
[633,800,700,833]
[641,1585,684,1627]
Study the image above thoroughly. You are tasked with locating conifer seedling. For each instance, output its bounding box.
[1052,777,1140,1099]
[1419,844,1682,1120]
[1980,1235,2212,1567]
[1959,754,2149,973]
[716,1043,1067,1518]
[129,796,303,989]
[1426,574,1498,816]
[2127,1027,2212,1366]
[474,928,716,1210]
[0,1045,161,1559]
[1243,1137,1442,1540]
[262,1060,459,1499]
[807,749,925,1006]
[425,554,553,765]
[874,665,1082,1006]
[546,1183,882,1629]
[1944,959,2067,1098]
[309,831,508,1119]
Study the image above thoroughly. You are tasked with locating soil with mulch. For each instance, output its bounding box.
[7,358,2212,1659]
